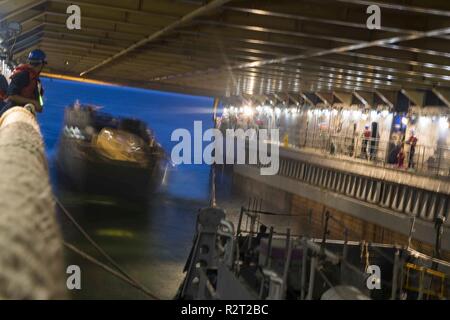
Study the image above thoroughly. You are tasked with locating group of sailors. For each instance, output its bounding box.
[220,106,422,171]
[361,125,418,169]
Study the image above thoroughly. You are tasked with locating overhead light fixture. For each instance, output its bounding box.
[439,116,448,129]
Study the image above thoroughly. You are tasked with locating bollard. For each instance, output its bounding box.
[0,107,66,299]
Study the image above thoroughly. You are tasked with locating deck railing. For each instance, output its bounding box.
[286,130,450,178]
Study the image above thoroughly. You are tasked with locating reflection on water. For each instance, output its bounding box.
[40,78,217,299]
[54,176,206,299]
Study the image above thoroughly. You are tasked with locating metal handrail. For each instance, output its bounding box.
[286,131,450,178]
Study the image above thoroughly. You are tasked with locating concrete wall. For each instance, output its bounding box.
[232,166,450,260]
[232,171,292,214]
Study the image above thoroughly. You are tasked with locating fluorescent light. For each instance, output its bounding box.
[439,116,448,129]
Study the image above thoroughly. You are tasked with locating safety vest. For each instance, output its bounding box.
[10,64,42,100]
[0,89,6,101]
[408,136,418,147]
[0,74,7,102]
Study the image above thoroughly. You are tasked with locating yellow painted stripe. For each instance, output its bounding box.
[41,72,120,87]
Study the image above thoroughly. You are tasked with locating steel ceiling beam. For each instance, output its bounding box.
[40,50,189,76]
[153,25,450,82]
[333,91,354,106]
[100,61,384,93]
[142,36,450,85]
[174,30,450,71]
[224,4,447,36]
[42,11,163,31]
[401,89,425,107]
[43,13,443,65]
[5,21,44,44]
[172,67,405,92]
[33,4,450,81]
[287,93,302,106]
[49,0,181,20]
[194,19,450,61]
[384,43,450,59]
[332,0,450,17]
[12,37,41,57]
[315,92,334,106]
[299,92,316,106]
[354,91,375,107]
[432,88,450,108]
[79,0,232,76]
[0,0,46,24]
[375,89,397,109]
[5,0,447,98]
[40,25,450,88]
[155,33,450,76]
[199,20,361,44]
[38,27,450,93]
[179,26,450,60]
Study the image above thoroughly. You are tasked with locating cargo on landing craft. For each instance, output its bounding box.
[56,101,169,200]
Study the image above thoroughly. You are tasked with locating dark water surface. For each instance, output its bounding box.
[39,78,216,299]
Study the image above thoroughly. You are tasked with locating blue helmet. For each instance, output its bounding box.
[28,49,47,65]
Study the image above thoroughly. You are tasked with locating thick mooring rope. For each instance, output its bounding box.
[0,107,66,299]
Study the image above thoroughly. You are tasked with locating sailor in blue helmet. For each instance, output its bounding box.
[0,49,47,116]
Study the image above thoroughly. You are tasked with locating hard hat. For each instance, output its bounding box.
[28,49,47,65]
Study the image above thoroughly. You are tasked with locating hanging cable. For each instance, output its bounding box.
[64,242,159,300]
[209,98,220,208]
[55,197,160,300]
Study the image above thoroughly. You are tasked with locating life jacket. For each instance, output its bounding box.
[10,64,42,100]
[0,74,8,102]
[0,89,6,102]
[408,136,418,147]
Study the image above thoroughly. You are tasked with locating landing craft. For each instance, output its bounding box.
[56,102,169,200]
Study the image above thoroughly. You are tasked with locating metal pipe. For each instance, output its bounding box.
[407,215,417,250]
[398,254,406,298]
[210,97,220,208]
[0,107,65,299]
[281,230,292,299]
[418,269,425,300]
[265,226,274,268]
[391,249,400,300]
[303,238,340,265]
[80,0,232,76]
[300,241,308,300]
[306,255,318,300]
[236,206,244,237]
